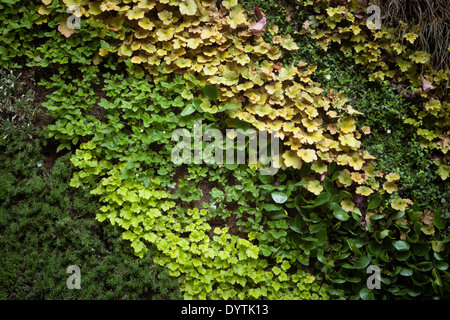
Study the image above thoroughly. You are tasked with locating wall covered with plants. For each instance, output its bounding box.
[1,0,448,300]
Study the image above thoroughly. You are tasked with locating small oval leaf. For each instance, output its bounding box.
[393,240,410,251]
[180,104,196,117]
[272,191,288,204]
[314,192,331,207]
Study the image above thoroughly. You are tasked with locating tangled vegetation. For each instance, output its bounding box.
[0,67,181,300]
[1,0,448,300]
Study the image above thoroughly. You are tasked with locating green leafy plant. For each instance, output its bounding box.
[257,162,450,299]
[3,0,447,301]
[0,70,181,300]
[0,68,36,135]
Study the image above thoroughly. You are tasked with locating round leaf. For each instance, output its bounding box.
[353,255,371,269]
[393,240,410,251]
[333,209,350,221]
[202,85,218,101]
[224,163,239,170]
[359,288,374,300]
[218,103,238,112]
[272,191,288,204]
[259,244,273,257]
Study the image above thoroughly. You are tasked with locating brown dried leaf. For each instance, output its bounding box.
[400,229,410,240]
[58,21,74,38]
[361,126,371,135]
[420,210,434,226]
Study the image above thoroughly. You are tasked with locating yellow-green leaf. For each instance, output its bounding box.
[179,0,197,16]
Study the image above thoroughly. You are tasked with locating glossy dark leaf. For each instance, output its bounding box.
[314,192,331,207]
[294,215,306,230]
[353,255,371,269]
[192,98,203,111]
[308,223,323,234]
[269,209,287,220]
[263,203,282,211]
[339,190,353,199]
[393,240,410,251]
[328,162,337,175]
[433,210,446,230]
[359,288,374,300]
[323,177,332,193]
[399,268,413,276]
[367,193,382,210]
[334,209,349,221]
[180,104,196,117]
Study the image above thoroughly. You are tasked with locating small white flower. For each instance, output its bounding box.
[140,129,144,133]
[136,173,139,177]
[37,163,42,167]
[387,129,391,134]
[325,75,331,80]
